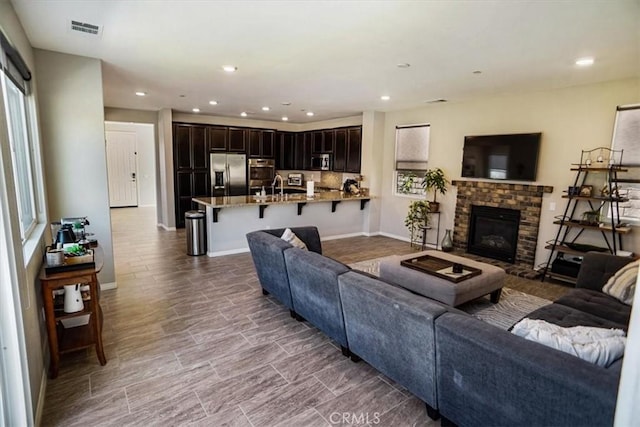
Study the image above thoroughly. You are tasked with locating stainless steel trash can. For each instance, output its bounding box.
[185,210,206,256]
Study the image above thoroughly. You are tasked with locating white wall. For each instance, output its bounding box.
[105,121,157,207]
[34,49,116,285]
[377,78,640,265]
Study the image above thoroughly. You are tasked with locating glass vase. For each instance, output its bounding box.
[441,229,453,252]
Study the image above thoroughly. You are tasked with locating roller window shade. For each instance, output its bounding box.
[0,31,32,94]
[395,124,430,171]
[612,105,640,166]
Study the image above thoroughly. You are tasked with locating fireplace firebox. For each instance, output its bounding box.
[467,205,520,263]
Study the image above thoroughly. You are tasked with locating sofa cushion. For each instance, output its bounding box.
[554,289,631,329]
[511,318,626,367]
[602,259,638,305]
[280,228,307,250]
[576,252,635,291]
[526,302,627,331]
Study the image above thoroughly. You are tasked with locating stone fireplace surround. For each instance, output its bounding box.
[452,180,554,274]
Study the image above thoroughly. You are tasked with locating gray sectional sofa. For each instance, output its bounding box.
[246,227,634,426]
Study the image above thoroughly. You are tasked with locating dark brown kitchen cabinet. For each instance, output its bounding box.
[276,132,296,170]
[331,126,361,173]
[311,131,326,153]
[173,123,211,228]
[228,127,247,152]
[249,130,275,158]
[332,128,347,172]
[346,126,362,173]
[322,130,335,153]
[295,132,313,170]
[208,126,228,151]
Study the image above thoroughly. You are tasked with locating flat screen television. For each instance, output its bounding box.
[461,133,541,181]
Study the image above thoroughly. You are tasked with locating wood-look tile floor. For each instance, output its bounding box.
[41,207,568,426]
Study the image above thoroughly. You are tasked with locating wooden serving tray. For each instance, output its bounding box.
[400,254,482,283]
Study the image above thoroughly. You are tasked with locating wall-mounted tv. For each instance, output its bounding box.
[461,133,541,181]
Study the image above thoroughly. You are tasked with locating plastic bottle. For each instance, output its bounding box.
[261,186,266,196]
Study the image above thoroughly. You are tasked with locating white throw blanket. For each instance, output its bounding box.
[511,318,626,367]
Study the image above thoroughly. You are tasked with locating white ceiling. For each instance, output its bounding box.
[10,0,640,123]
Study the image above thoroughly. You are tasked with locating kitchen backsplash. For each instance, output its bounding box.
[277,170,362,190]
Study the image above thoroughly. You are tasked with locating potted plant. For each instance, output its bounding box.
[405,200,430,248]
[399,172,417,194]
[422,168,449,212]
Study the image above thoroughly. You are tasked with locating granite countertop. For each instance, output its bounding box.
[193,191,371,208]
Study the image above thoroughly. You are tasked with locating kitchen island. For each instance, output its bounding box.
[193,191,371,256]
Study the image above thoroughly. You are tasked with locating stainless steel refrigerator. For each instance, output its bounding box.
[210,153,247,196]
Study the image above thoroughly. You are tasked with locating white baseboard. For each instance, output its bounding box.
[100,281,117,290]
[34,367,47,427]
[321,232,366,241]
[157,223,176,231]
[207,247,250,257]
[378,231,412,243]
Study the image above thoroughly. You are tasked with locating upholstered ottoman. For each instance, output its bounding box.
[379,251,506,307]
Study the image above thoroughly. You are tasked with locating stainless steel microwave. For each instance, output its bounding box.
[311,154,331,170]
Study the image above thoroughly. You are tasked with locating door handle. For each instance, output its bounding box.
[131,172,136,181]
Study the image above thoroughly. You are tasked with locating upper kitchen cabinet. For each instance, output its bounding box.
[276,131,296,170]
[332,128,347,172]
[332,126,362,173]
[295,132,313,170]
[312,130,334,153]
[207,126,228,151]
[346,126,362,173]
[249,129,275,158]
[228,127,247,152]
[174,123,208,169]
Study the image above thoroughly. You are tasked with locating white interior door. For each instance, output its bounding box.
[106,131,138,207]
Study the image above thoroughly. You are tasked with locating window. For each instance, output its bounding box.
[394,124,430,196]
[611,105,640,224]
[1,32,37,241]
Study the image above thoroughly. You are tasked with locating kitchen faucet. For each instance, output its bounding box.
[272,173,284,198]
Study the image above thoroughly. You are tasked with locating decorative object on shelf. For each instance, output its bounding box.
[441,229,454,252]
[405,200,430,248]
[580,210,601,226]
[422,168,449,212]
[579,185,593,197]
[578,147,623,168]
[567,186,580,196]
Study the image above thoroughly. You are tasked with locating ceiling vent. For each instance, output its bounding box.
[70,20,101,36]
[425,99,448,104]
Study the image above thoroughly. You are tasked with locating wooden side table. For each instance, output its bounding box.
[40,246,106,379]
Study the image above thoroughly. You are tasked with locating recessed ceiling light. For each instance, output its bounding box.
[575,57,594,67]
[209,100,218,105]
[192,108,200,113]
[222,65,237,72]
[262,106,270,111]
[135,91,146,96]
[396,63,411,68]
[380,95,390,101]
[306,112,314,117]
[241,112,247,117]
[282,116,289,121]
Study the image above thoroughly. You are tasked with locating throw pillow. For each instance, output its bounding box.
[281,228,308,250]
[511,318,626,367]
[602,259,639,305]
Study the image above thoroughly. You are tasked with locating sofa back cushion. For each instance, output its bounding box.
[338,270,449,407]
[576,252,634,291]
[284,248,350,347]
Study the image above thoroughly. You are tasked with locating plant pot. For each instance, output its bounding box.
[429,202,440,212]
